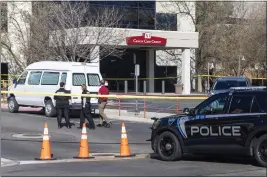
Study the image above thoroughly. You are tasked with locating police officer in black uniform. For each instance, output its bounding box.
[77,84,95,129]
[54,82,71,129]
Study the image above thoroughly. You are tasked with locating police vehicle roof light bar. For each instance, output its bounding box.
[230,86,266,90]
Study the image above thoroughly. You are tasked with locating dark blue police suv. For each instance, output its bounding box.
[148,86,267,167]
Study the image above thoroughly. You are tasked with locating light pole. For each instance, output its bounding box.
[238,55,245,76]
[0,2,2,88]
[266,1,267,86]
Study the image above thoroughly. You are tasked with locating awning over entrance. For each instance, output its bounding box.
[123,28,198,49]
[50,26,199,50]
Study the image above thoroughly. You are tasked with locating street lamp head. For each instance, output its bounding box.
[241,56,245,61]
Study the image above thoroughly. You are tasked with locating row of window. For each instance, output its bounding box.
[89,1,155,9]
[200,93,267,114]
[17,71,100,86]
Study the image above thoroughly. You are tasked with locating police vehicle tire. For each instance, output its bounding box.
[254,135,267,167]
[8,97,19,113]
[44,100,56,117]
[157,131,182,161]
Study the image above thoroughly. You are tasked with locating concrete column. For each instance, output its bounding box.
[197,75,203,93]
[90,46,100,67]
[146,49,155,93]
[181,49,191,94]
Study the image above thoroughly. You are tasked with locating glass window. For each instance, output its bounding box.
[61,72,67,83]
[87,74,100,86]
[41,72,60,85]
[197,94,228,115]
[213,80,248,90]
[121,7,138,27]
[138,9,155,29]
[250,97,263,113]
[73,73,86,86]
[255,94,267,112]
[17,71,28,85]
[229,95,253,113]
[106,1,138,7]
[28,71,42,85]
[139,1,155,9]
[156,13,177,31]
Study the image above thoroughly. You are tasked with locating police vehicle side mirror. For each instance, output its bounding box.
[183,108,190,114]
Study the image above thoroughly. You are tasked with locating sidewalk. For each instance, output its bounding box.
[110,92,207,97]
[1,103,174,124]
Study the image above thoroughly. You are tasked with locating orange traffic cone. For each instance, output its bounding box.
[35,123,56,160]
[73,123,94,159]
[115,122,135,158]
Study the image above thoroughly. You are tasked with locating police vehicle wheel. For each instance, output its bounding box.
[8,97,19,113]
[157,131,182,161]
[254,135,267,167]
[152,135,159,154]
[45,100,56,117]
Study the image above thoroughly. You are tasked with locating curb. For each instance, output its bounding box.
[110,92,207,97]
[110,116,155,124]
[17,153,150,166]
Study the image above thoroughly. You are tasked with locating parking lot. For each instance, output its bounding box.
[1,104,266,176]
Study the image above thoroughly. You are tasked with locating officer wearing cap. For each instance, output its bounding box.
[54,82,71,129]
[78,84,95,129]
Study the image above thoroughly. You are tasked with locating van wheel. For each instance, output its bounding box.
[156,131,183,161]
[254,135,267,167]
[8,97,19,113]
[45,100,56,117]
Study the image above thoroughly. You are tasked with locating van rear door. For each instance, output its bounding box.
[71,72,86,106]
[86,73,102,105]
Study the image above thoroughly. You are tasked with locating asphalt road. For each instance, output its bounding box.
[2,109,266,176]
[1,110,152,162]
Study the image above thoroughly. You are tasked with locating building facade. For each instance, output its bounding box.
[1,1,199,94]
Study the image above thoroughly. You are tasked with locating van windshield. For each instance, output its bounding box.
[213,80,247,90]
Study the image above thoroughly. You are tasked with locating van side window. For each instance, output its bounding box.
[87,74,100,86]
[61,73,67,83]
[41,72,60,85]
[73,73,86,86]
[28,71,42,85]
[17,71,28,85]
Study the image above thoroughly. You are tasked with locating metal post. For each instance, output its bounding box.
[162,80,165,94]
[207,62,210,92]
[143,80,146,94]
[116,80,119,93]
[135,75,138,115]
[124,80,128,94]
[238,56,241,77]
[134,60,139,115]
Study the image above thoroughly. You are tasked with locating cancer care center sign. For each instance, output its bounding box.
[126,33,167,46]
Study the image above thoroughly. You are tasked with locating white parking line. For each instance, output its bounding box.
[1,158,19,167]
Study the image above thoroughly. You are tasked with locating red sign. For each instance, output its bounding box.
[126,33,167,46]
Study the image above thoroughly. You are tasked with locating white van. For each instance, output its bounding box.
[7,61,103,117]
